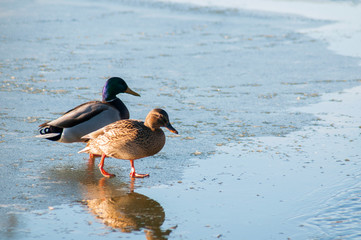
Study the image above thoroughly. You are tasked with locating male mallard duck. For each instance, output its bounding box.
[37,77,140,143]
[78,108,178,178]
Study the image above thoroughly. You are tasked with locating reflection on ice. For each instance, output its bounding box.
[69,160,173,240]
[81,178,172,239]
[84,192,171,239]
[17,159,175,239]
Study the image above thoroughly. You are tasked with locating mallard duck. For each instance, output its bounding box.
[37,77,140,143]
[78,108,178,178]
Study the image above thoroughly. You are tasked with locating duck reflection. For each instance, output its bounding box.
[84,189,170,238]
[80,163,172,240]
[48,158,173,239]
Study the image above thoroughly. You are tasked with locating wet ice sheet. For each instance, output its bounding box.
[1,170,173,240]
[2,204,103,240]
[2,195,171,240]
[3,86,359,240]
[162,0,361,59]
[138,86,361,239]
[1,0,361,239]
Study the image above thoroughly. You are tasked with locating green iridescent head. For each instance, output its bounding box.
[102,77,140,102]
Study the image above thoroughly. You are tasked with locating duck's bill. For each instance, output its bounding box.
[166,123,178,134]
[125,87,140,97]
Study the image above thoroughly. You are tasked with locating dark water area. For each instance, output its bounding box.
[1,0,361,239]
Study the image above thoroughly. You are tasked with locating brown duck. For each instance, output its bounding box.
[78,108,178,178]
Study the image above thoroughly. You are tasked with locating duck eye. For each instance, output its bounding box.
[158,117,167,126]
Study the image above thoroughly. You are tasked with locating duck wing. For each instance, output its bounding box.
[81,119,143,141]
[40,101,115,129]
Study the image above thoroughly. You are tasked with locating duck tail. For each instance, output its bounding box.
[80,134,91,142]
[36,125,63,141]
[78,146,90,154]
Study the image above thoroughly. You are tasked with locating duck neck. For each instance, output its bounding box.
[102,84,115,102]
[102,85,130,119]
[144,116,161,131]
[106,98,130,119]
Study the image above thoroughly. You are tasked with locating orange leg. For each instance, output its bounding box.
[129,159,149,178]
[88,154,101,168]
[98,153,115,178]
[88,154,95,167]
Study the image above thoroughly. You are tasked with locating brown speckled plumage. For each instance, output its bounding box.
[79,108,178,178]
[85,119,166,159]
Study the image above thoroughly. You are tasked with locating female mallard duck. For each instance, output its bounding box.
[37,77,140,143]
[78,108,178,178]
